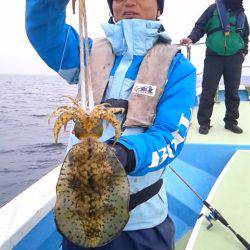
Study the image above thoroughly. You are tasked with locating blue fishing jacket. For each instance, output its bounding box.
[26,0,196,231]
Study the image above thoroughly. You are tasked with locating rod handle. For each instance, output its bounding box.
[236,234,250,250]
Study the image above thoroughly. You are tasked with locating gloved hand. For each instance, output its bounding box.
[102,99,128,114]
[109,143,135,174]
[104,99,132,173]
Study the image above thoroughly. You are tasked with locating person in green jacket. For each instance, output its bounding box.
[181,0,249,135]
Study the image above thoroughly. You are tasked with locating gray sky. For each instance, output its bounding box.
[0,0,249,75]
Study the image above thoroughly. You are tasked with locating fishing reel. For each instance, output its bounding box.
[199,207,227,231]
[198,213,214,230]
[199,212,215,230]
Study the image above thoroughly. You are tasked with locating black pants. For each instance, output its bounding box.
[197,50,244,127]
[62,216,175,250]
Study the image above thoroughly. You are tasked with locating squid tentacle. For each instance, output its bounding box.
[48,106,79,124]
[53,111,84,143]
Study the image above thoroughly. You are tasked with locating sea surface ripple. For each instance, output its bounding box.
[0,74,77,207]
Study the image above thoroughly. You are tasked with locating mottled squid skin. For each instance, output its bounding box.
[50,96,130,247]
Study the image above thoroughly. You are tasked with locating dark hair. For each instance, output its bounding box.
[107,0,165,15]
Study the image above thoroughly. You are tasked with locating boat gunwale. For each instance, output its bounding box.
[0,166,60,250]
[185,150,249,250]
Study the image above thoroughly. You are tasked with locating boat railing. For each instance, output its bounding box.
[174,42,250,101]
[173,42,206,61]
[174,42,249,74]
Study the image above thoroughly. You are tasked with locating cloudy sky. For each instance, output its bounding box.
[0,0,249,75]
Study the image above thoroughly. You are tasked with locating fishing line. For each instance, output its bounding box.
[168,165,250,250]
[77,0,94,111]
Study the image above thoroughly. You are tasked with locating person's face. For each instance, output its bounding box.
[112,0,160,22]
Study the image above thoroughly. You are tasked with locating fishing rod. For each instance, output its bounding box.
[168,165,250,250]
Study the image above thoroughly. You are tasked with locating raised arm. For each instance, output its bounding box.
[25,0,83,83]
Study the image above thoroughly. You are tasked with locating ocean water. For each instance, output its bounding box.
[0,74,77,207]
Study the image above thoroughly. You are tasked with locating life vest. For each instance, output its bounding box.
[85,37,180,218]
[206,9,244,56]
[89,38,180,127]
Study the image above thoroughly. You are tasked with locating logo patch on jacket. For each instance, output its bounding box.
[132,83,157,97]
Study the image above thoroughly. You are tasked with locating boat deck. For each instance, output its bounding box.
[187,102,250,145]
[175,99,250,249]
[186,150,250,250]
